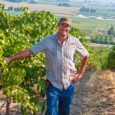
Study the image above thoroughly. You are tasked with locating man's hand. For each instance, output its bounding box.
[72,71,83,83]
[4,49,33,64]
[5,57,12,63]
[72,55,89,83]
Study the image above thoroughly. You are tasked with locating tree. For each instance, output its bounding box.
[107,46,115,69]
[107,26,115,37]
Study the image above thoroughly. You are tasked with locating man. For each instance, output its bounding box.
[5,17,89,115]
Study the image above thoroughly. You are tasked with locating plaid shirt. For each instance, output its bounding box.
[30,33,89,90]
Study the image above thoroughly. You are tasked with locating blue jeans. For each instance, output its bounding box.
[45,83,75,115]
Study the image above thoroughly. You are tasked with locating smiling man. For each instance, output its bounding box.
[5,17,89,115]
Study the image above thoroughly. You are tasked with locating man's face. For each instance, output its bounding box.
[58,23,71,36]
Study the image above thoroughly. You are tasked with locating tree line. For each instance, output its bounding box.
[7,6,22,12]
[90,26,115,45]
[80,6,96,13]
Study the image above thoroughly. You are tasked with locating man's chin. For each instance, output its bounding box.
[58,31,68,37]
[61,32,68,36]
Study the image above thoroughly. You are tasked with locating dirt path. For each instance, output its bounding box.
[0,92,21,115]
[71,70,115,115]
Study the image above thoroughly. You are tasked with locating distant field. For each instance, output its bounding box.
[1,1,79,16]
[71,16,115,36]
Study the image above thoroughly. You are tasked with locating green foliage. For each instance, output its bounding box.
[0,3,4,10]
[107,26,115,37]
[107,46,115,69]
[0,9,57,114]
[90,34,115,45]
[86,46,109,70]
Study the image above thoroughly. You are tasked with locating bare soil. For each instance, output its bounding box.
[71,70,115,115]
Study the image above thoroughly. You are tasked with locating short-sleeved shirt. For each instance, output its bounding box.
[30,33,89,90]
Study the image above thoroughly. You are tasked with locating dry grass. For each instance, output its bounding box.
[73,70,115,115]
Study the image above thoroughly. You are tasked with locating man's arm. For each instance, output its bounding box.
[5,49,33,63]
[72,55,89,83]
[79,55,89,74]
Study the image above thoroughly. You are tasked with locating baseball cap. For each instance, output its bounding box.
[58,17,72,26]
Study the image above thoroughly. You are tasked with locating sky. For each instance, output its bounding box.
[0,0,115,3]
[72,0,115,4]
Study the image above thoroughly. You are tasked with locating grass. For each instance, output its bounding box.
[71,16,115,36]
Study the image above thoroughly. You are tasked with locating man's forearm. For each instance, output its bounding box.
[72,55,89,83]
[6,49,33,63]
[79,55,89,74]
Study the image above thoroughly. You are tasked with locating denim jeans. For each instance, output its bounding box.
[45,83,75,115]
